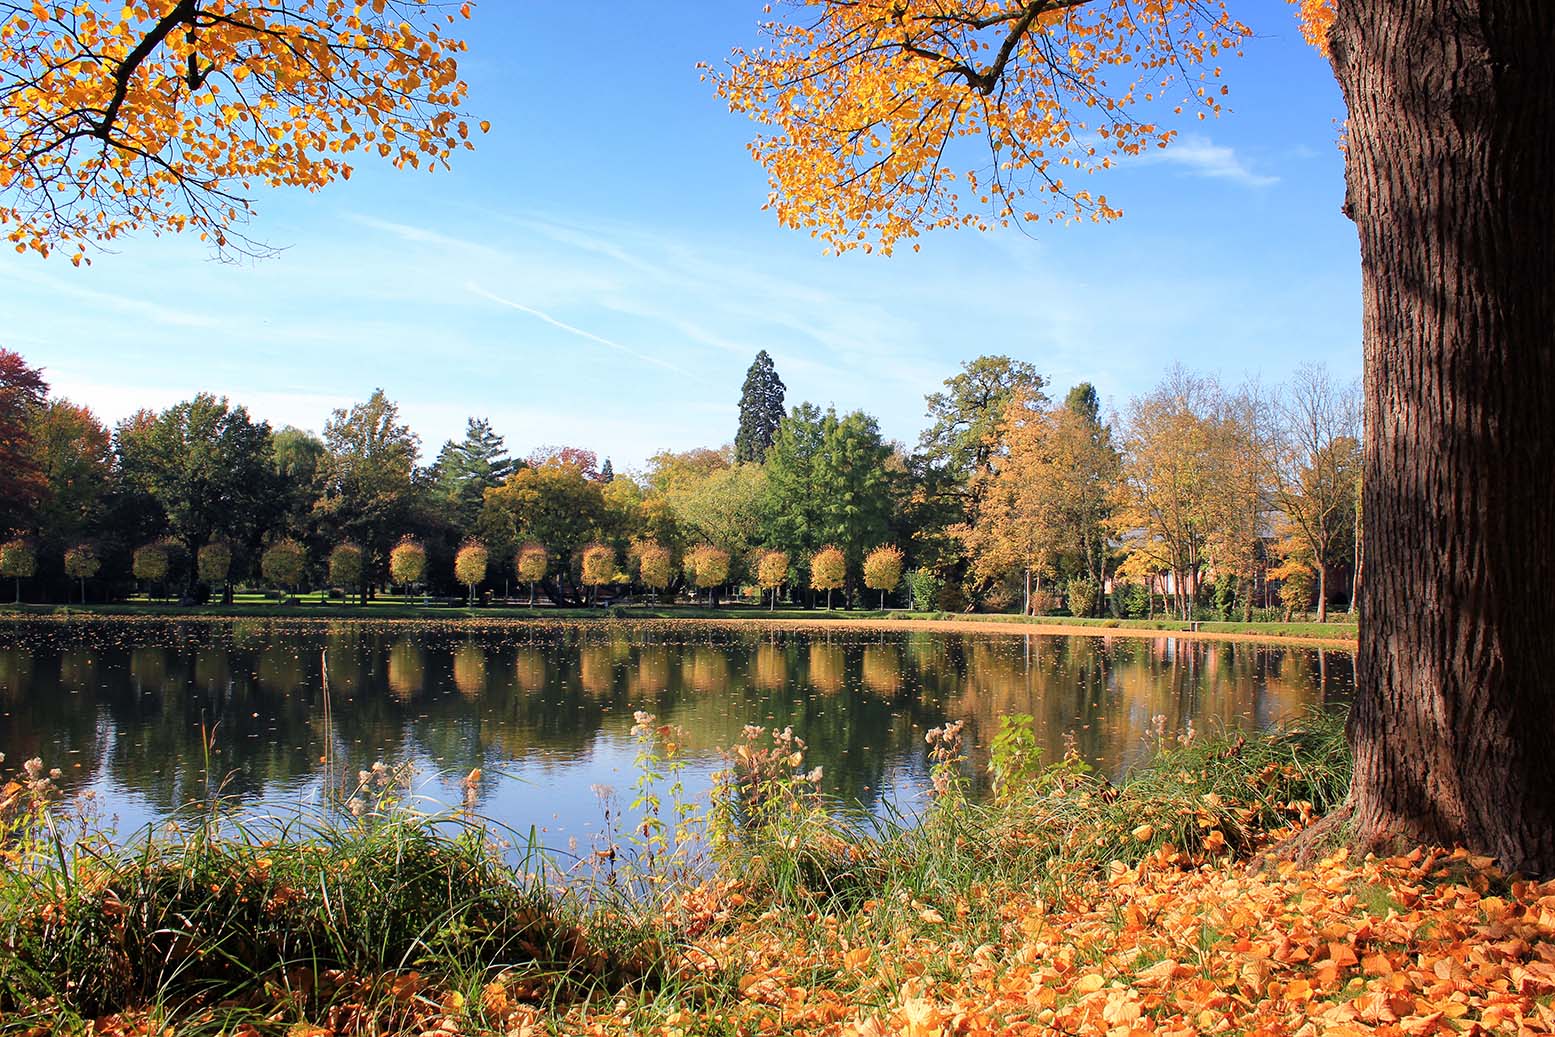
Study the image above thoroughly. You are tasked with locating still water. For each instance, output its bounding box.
[0,619,1351,845]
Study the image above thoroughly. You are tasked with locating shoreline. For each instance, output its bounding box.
[0,604,1358,650]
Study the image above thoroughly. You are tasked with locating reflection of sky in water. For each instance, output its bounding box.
[0,620,1352,851]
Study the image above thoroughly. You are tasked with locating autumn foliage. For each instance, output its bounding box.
[0,0,484,260]
[580,544,616,592]
[62,543,100,601]
[389,537,428,593]
[453,541,489,604]
[0,537,34,602]
[863,544,905,609]
[514,543,548,604]
[685,544,731,601]
[636,542,673,592]
[809,545,846,608]
[756,549,789,610]
[710,0,1248,254]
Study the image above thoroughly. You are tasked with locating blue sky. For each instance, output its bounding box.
[0,2,1357,473]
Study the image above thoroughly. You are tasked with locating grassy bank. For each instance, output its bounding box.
[0,600,1358,646]
[18,714,1544,1037]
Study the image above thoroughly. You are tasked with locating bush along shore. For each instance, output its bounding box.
[3,714,1553,1036]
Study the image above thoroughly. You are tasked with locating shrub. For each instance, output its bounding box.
[1028,589,1060,616]
[1066,577,1099,618]
[905,569,942,612]
[982,580,1020,612]
[935,580,969,613]
[1114,582,1150,619]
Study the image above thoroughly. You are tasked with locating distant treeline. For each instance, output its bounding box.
[0,348,1358,620]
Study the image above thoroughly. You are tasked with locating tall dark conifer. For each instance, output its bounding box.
[735,351,786,463]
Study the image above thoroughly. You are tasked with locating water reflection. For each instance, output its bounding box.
[0,620,1351,844]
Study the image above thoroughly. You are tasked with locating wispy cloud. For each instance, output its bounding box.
[1,266,222,329]
[1139,136,1279,187]
[465,282,698,377]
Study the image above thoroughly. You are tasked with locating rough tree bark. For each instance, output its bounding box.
[1332,0,1555,876]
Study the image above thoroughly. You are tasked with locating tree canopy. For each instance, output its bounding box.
[0,0,481,260]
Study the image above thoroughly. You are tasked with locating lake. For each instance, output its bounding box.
[0,618,1352,847]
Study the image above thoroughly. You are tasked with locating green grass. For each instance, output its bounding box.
[0,808,668,1032]
[0,599,1357,642]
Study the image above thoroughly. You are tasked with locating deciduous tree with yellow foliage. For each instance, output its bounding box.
[756,549,789,611]
[388,536,427,604]
[453,540,488,607]
[863,544,905,610]
[636,542,673,600]
[0,0,483,260]
[685,544,730,607]
[580,544,616,602]
[514,543,548,606]
[809,545,846,610]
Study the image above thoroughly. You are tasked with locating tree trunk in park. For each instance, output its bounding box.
[1316,564,1328,624]
[1332,0,1555,875]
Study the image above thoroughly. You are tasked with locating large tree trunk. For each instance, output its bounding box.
[1316,563,1328,624]
[1332,0,1555,875]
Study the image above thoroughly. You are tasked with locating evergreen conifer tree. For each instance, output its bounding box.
[433,418,515,528]
[735,351,787,463]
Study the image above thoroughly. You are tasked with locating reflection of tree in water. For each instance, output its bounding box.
[452,643,486,698]
[577,644,616,697]
[387,640,424,700]
[514,648,546,693]
[193,649,230,692]
[687,648,731,695]
[0,648,31,704]
[130,647,171,694]
[753,642,787,691]
[257,646,306,695]
[0,620,1350,830]
[325,630,364,697]
[807,641,846,694]
[632,646,670,696]
[860,645,903,697]
[59,650,93,692]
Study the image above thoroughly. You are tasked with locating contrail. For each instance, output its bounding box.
[466,283,692,375]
